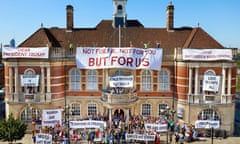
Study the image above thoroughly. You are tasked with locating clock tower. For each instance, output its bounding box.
[112,0,127,28]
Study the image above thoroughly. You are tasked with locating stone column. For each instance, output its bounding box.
[227,68,232,103]
[9,67,13,101]
[46,66,51,102]
[188,67,193,94]
[221,67,226,103]
[14,67,19,102]
[227,68,232,95]
[41,66,45,102]
[109,108,112,123]
[194,67,199,95]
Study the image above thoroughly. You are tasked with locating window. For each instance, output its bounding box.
[20,107,41,122]
[202,70,219,95]
[87,70,98,90]
[158,70,170,91]
[70,69,81,91]
[71,103,81,116]
[142,70,152,91]
[198,108,220,121]
[87,103,97,116]
[158,104,169,117]
[114,70,124,75]
[21,69,40,94]
[141,103,151,116]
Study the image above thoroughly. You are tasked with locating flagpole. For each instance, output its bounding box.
[119,25,121,48]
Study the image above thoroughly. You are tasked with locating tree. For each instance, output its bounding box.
[0,113,27,144]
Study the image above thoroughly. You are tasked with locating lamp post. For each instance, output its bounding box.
[64,105,70,144]
[161,105,170,144]
[211,127,214,144]
[63,65,70,144]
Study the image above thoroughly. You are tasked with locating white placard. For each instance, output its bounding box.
[42,109,62,127]
[69,120,106,129]
[109,75,133,87]
[182,49,232,61]
[125,133,155,141]
[20,75,39,86]
[35,133,52,144]
[2,47,49,59]
[195,120,220,129]
[203,75,220,92]
[144,123,168,132]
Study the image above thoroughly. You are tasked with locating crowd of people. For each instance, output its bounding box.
[33,113,201,144]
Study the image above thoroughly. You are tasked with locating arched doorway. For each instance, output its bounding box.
[114,108,124,119]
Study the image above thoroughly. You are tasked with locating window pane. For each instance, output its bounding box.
[142,104,151,116]
[142,70,152,91]
[159,70,170,91]
[70,69,81,90]
[87,70,98,90]
[71,103,81,116]
[20,107,41,122]
[88,103,97,116]
[197,108,220,120]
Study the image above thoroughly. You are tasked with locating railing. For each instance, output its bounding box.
[49,47,75,59]
[189,94,233,104]
[7,92,51,103]
[101,92,138,104]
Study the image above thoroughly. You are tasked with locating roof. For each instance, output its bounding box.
[19,20,224,55]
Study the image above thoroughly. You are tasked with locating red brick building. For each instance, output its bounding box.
[2,0,237,134]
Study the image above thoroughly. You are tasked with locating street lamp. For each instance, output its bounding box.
[63,105,70,144]
[63,65,70,144]
[160,105,170,144]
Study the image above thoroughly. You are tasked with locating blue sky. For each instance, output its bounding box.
[0,0,239,48]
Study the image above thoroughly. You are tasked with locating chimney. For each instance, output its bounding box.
[166,2,174,31]
[66,5,74,31]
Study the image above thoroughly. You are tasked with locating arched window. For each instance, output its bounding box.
[142,70,152,91]
[198,108,220,121]
[70,69,81,91]
[20,107,41,123]
[87,70,98,90]
[21,69,40,94]
[115,70,124,76]
[141,103,151,116]
[201,70,218,95]
[204,70,215,76]
[158,69,170,91]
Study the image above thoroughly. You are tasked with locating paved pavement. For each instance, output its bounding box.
[1,134,240,144]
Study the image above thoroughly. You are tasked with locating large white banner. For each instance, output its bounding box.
[182,49,232,61]
[203,75,220,92]
[144,123,168,132]
[195,120,220,129]
[2,47,49,59]
[69,120,107,129]
[20,75,39,86]
[42,109,62,127]
[109,75,133,87]
[36,133,52,144]
[125,133,155,141]
[76,47,163,70]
